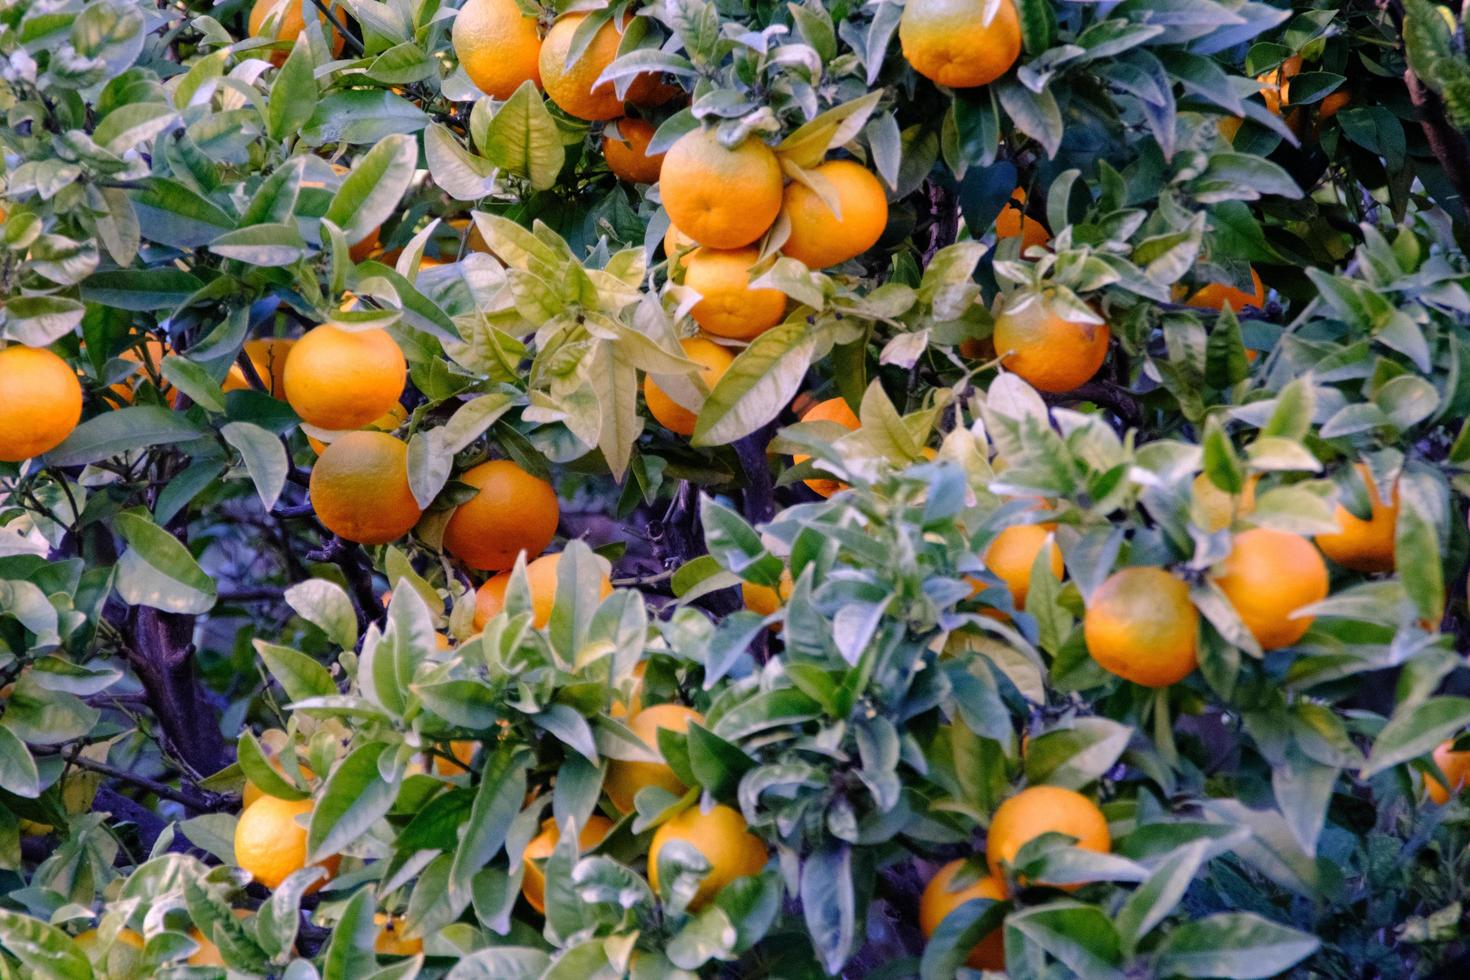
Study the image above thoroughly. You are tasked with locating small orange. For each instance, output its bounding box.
[779,160,889,270]
[648,803,767,910]
[644,336,735,436]
[1212,528,1328,650]
[659,127,784,249]
[604,703,701,812]
[1083,567,1199,687]
[442,459,560,571]
[1316,463,1399,573]
[1425,739,1470,805]
[994,188,1049,251]
[540,13,626,121]
[453,0,542,99]
[991,296,1110,393]
[899,0,1022,89]
[521,815,615,913]
[1187,268,1267,313]
[233,795,340,893]
[308,431,423,545]
[603,118,665,184]
[742,569,794,617]
[223,338,295,398]
[373,914,422,956]
[0,346,83,462]
[919,860,1007,971]
[682,247,787,341]
[473,552,612,629]
[986,785,1110,887]
[984,524,1063,608]
[793,396,860,497]
[282,324,406,431]
[432,740,478,777]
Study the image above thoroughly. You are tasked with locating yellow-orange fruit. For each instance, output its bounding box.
[540,13,626,121]
[233,796,340,892]
[442,459,560,572]
[1426,740,1470,805]
[603,118,665,184]
[648,804,767,910]
[473,552,612,630]
[779,160,889,269]
[984,524,1063,608]
[0,346,83,462]
[1084,567,1199,687]
[683,247,787,341]
[521,815,614,913]
[986,785,1110,887]
[248,0,344,66]
[1193,472,1259,533]
[282,324,406,430]
[309,431,423,545]
[919,860,1007,971]
[742,569,794,617]
[605,703,701,813]
[991,297,1110,393]
[644,336,734,436]
[899,0,1022,89]
[1187,268,1267,313]
[794,396,860,497]
[1213,528,1328,650]
[994,188,1049,251]
[1316,464,1399,573]
[659,128,784,249]
[373,914,422,956]
[432,740,478,777]
[453,0,542,99]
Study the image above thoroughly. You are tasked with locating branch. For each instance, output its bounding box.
[920,179,960,267]
[734,423,778,525]
[52,746,234,812]
[1041,380,1144,431]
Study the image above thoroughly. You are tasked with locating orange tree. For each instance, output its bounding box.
[4,0,1470,976]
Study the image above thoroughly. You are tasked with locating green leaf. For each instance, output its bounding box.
[301,90,429,145]
[0,727,40,800]
[1005,902,1123,978]
[308,742,398,863]
[1,295,85,346]
[220,421,289,512]
[129,177,236,248]
[0,909,96,980]
[324,133,418,249]
[209,222,308,266]
[47,406,208,467]
[995,80,1063,158]
[94,102,178,153]
[800,843,857,974]
[283,579,358,649]
[1115,839,1210,953]
[1363,696,1470,778]
[114,509,217,614]
[267,35,317,141]
[425,123,498,201]
[237,729,309,802]
[321,887,379,980]
[1024,718,1133,790]
[255,640,338,704]
[692,321,819,447]
[480,81,566,192]
[1155,912,1319,978]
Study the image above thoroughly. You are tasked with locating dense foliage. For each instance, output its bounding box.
[3,0,1470,976]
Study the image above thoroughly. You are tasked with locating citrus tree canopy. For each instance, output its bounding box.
[4,0,1470,976]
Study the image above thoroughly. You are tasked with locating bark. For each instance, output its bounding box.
[127,606,230,778]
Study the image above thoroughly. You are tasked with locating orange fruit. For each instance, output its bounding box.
[282,324,406,430]
[779,160,889,269]
[919,860,1007,971]
[603,118,665,184]
[682,247,787,341]
[305,403,406,455]
[742,569,794,617]
[648,803,767,910]
[242,731,314,809]
[1187,268,1267,313]
[521,815,615,913]
[605,703,701,812]
[1425,740,1470,805]
[453,0,542,99]
[108,338,174,405]
[0,346,83,462]
[373,914,422,956]
[540,13,627,121]
[1316,463,1399,573]
[984,524,1063,608]
[347,225,380,263]
[794,396,861,497]
[644,336,735,436]
[991,296,1110,393]
[986,785,1110,886]
[473,552,612,629]
[1193,472,1259,533]
[442,459,560,571]
[1317,89,1351,123]
[1213,528,1328,650]
[659,127,784,249]
[308,431,423,545]
[899,0,1022,89]
[432,740,478,777]
[223,338,295,398]
[994,188,1049,251]
[1083,567,1199,687]
[234,795,340,892]
[248,0,344,66]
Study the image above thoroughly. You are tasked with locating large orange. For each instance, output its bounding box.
[223,338,295,398]
[453,0,542,99]
[1316,463,1398,573]
[603,118,665,184]
[442,459,560,571]
[991,296,1110,393]
[521,815,614,913]
[779,160,889,270]
[233,795,340,892]
[0,346,83,462]
[473,552,611,629]
[1425,740,1470,805]
[1187,268,1267,313]
[994,188,1049,251]
[540,13,627,121]
[919,860,1007,971]
[986,785,1110,886]
[1193,472,1258,533]
[605,703,701,812]
[682,247,787,341]
[648,803,767,910]
[1084,567,1199,687]
[793,396,860,497]
[282,324,406,430]
[1212,528,1328,650]
[644,336,734,436]
[984,524,1063,608]
[308,431,423,545]
[247,0,343,66]
[660,127,784,249]
[899,0,1022,89]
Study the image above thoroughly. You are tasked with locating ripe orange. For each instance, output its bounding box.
[994,188,1049,251]
[1187,268,1267,313]
[432,740,478,777]
[442,459,560,571]
[234,795,340,892]
[1193,472,1259,532]
[984,524,1063,608]
[899,0,1021,89]
[473,552,612,629]
[282,324,406,430]
[1258,54,1302,116]
[779,160,889,270]
[0,346,83,462]
[308,431,423,545]
[373,914,422,956]
[521,815,615,913]
[1213,528,1328,650]
[644,336,735,436]
[991,296,1110,393]
[986,785,1110,886]
[305,403,406,455]
[108,338,174,405]
[603,118,665,184]
[540,13,628,121]
[742,569,794,617]
[648,803,767,910]
[919,860,1007,971]
[1425,740,1470,805]
[605,703,701,812]
[248,0,344,65]
[453,0,542,99]
[682,247,787,341]
[1083,567,1199,687]
[1316,463,1399,573]
[223,338,295,398]
[1317,89,1351,123]
[794,396,860,497]
[660,127,784,249]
